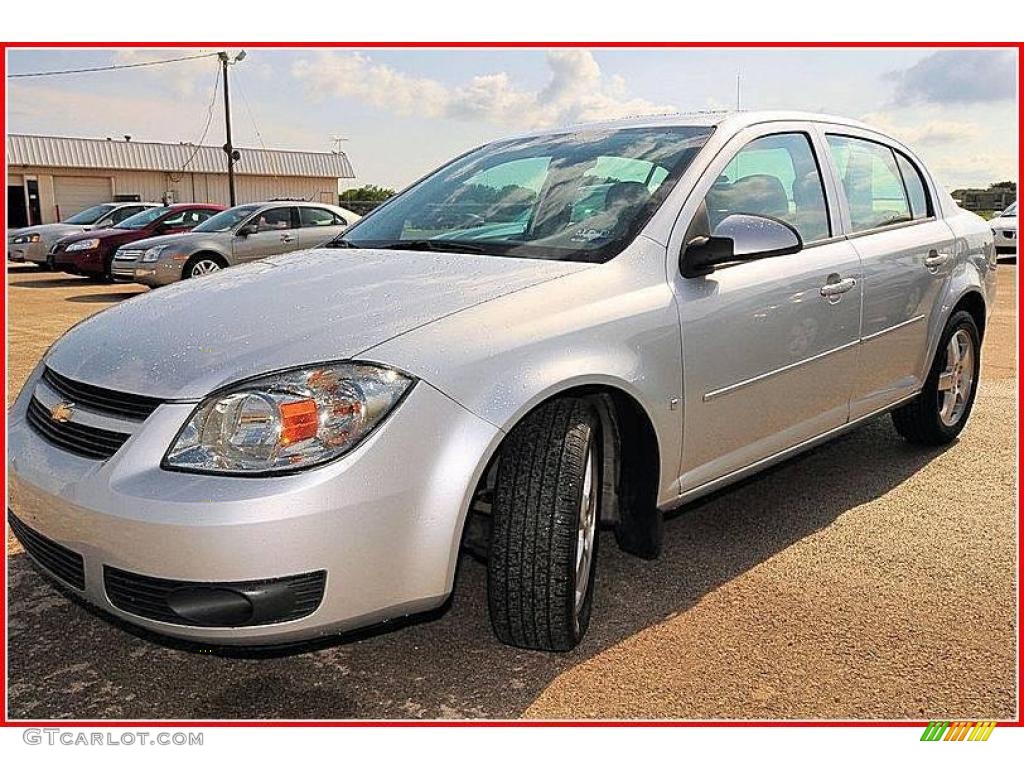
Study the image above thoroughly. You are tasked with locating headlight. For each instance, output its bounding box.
[141,245,168,262]
[164,362,414,474]
[12,233,41,244]
[66,238,100,251]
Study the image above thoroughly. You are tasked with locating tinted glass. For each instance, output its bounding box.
[827,135,911,232]
[117,207,165,229]
[63,204,116,224]
[707,133,830,243]
[193,205,261,233]
[895,153,929,219]
[300,207,338,227]
[109,206,146,224]
[255,207,295,232]
[162,208,214,227]
[341,126,714,263]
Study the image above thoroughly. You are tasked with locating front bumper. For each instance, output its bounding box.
[9,240,46,263]
[993,229,1016,255]
[55,248,107,276]
[8,367,500,644]
[111,257,184,286]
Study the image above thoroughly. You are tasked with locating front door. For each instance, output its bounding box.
[674,129,863,493]
[232,206,302,263]
[822,132,955,419]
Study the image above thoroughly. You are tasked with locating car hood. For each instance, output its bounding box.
[45,247,589,400]
[60,227,140,245]
[125,231,210,251]
[9,223,91,244]
[989,216,1016,230]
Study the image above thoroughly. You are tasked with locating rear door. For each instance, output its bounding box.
[231,206,302,263]
[822,130,955,419]
[298,206,349,248]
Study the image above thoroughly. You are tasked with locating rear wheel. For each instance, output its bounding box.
[184,255,224,279]
[892,310,980,445]
[487,398,601,652]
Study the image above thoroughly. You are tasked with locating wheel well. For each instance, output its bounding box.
[184,251,228,272]
[463,385,662,560]
[953,290,986,341]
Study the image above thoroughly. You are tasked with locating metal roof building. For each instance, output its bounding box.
[7,134,355,227]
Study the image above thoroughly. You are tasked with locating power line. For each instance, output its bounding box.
[178,63,223,173]
[233,69,280,181]
[8,52,219,78]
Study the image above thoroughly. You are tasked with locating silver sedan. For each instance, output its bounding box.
[8,111,995,652]
[111,201,360,285]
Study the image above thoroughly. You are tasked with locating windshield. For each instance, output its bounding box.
[63,204,117,225]
[1001,202,1017,217]
[340,126,714,263]
[116,206,166,230]
[193,205,261,233]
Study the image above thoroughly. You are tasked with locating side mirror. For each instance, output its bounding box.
[237,222,258,237]
[681,213,802,278]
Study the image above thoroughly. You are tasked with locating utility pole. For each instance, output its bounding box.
[219,50,246,206]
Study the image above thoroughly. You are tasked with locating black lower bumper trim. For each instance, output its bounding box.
[104,566,326,627]
[8,510,86,590]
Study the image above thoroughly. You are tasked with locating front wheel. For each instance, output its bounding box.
[892,310,981,445]
[487,398,601,652]
[185,256,223,279]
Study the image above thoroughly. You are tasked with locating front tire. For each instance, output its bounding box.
[892,310,981,445]
[488,398,601,652]
[184,255,224,279]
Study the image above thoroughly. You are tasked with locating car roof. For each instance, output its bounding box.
[505,110,876,139]
[165,203,224,210]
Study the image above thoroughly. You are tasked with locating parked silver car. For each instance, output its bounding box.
[989,201,1016,257]
[110,201,360,285]
[8,202,160,268]
[8,112,995,652]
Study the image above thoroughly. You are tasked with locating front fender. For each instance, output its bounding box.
[362,238,684,507]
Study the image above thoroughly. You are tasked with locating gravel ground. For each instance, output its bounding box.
[5,263,1017,720]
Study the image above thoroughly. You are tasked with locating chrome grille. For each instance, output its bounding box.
[114,249,144,262]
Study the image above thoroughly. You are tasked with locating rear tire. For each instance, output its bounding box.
[892,310,980,445]
[487,398,601,652]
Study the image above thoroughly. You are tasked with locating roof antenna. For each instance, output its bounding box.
[736,74,741,111]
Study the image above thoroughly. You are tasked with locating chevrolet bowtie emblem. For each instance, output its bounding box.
[50,401,74,423]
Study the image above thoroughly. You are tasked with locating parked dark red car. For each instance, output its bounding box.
[53,203,225,280]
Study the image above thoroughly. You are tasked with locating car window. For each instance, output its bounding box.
[341,126,713,263]
[706,132,830,243]
[63,203,117,225]
[827,135,912,232]
[895,153,930,220]
[162,209,215,228]
[300,207,340,227]
[254,207,296,232]
[109,206,145,224]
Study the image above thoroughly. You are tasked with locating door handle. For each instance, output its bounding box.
[924,250,950,270]
[820,276,856,300]
[280,234,296,243]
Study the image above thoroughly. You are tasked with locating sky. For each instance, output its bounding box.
[6,47,1018,192]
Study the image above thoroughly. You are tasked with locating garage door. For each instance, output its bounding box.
[53,176,111,219]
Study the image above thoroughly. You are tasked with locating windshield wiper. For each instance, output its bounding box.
[324,237,357,248]
[368,239,488,255]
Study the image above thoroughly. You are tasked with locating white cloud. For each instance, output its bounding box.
[112,49,225,99]
[859,112,979,147]
[291,49,676,129]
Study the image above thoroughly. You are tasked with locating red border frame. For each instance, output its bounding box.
[1,40,1021,729]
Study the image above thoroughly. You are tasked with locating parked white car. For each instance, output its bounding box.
[8,111,995,652]
[989,201,1016,257]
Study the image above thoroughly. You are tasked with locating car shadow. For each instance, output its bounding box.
[65,292,144,303]
[7,276,87,289]
[7,414,948,720]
